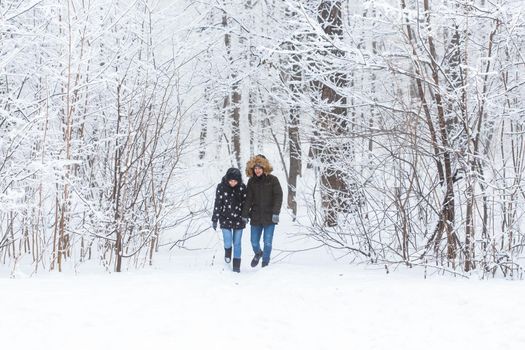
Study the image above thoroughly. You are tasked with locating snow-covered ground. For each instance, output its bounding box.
[1,165,523,349]
[2,247,525,350]
[2,167,524,349]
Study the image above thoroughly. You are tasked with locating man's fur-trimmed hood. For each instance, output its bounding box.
[245,155,273,177]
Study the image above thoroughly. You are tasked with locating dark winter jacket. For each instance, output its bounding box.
[212,169,247,229]
[242,155,283,226]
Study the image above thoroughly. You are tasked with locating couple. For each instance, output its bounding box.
[212,154,283,273]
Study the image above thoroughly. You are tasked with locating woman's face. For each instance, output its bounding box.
[228,179,238,187]
[254,166,263,177]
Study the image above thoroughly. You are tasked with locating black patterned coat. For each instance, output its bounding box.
[212,177,247,229]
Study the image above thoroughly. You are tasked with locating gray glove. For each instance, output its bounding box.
[212,221,217,231]
[272,214,279,224]
[242,217,249,225]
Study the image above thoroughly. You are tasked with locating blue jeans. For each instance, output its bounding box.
[250,224,275,264]
[222,228,243,259]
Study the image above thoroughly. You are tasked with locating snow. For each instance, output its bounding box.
[2,250,525,350]
[2,1,525,348]
[1,157,524,349]
[1,155,524,349]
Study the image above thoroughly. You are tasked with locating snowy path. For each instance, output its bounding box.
[1,261,524,350]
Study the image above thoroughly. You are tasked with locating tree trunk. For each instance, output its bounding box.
[223,6,242,168]
[314,1,349,227]
[286,6,302,219]
[423,0,457,265]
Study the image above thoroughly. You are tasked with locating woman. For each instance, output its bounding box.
[212,167,247,272]
[241,154,282,268]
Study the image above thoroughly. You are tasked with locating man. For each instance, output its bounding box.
[242,154,283,268]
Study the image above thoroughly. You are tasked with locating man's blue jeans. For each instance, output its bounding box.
[222,228,243,259]
[250,224,275,264]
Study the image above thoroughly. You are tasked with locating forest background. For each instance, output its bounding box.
[1,0,524,279]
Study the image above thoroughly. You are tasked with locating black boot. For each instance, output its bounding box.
[232,258,241,273]
[224,247,232,263]
[250,251,263,267]
[261,260,269,268]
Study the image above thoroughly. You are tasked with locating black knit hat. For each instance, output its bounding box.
[225,168,242,182]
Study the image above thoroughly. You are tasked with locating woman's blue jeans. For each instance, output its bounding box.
[221,228,243,259]
[250,224,275,264]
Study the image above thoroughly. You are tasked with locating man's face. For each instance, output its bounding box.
[254,166,263,177]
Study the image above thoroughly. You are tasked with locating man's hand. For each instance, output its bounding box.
[272,214,279,224]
